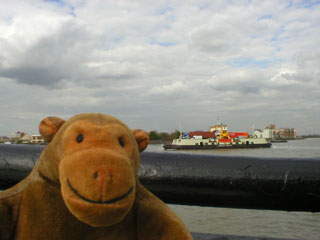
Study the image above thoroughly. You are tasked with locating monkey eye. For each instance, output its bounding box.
[118,137,125,147]
[76,134,84,143]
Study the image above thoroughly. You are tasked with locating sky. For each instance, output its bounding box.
[0,0,319,136]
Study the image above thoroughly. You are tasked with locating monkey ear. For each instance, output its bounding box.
[39,117,65,142]
[132,129,149,152]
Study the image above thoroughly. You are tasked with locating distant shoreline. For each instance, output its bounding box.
[149,140,168,145]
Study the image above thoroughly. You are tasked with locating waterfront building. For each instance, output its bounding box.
[11,131,27,139]
[0,136,10,143]
[253,129,263,138]
[267,124,276,129]
[30,135,45,144]
[20,134,31,144]
[11,131,30,143]
[263,128,273,139]
[262,125,296,140]
[10,132,45,144]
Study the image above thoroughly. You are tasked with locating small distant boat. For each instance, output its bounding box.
[164,124,271,150]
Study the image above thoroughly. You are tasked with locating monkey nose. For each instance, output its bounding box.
[94,170,113,192]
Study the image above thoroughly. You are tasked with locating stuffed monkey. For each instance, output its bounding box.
[0,113,192,240]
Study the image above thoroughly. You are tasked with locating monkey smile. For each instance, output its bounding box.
[67,179,133,204]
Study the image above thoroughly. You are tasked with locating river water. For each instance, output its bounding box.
[146,138,320,240]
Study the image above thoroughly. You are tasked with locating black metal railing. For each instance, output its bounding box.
[1,144,319,212]
[1,144,319,240]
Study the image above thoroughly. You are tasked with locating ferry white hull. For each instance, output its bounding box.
[164,138,271,150]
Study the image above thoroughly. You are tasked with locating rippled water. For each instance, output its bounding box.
[146,138,320,240]
[168,205,320,240]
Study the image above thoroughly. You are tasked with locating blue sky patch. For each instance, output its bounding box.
[258,14,272,20]
[272,28,285,42]
[289,0,320,8]
[46,0,64,4]
[45,0,65,8]
[301,0,320,8]
[45,0,76,16]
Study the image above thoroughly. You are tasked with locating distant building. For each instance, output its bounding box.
[20,134,31,144]
[10,132,45,144]
[11,131,29,143]
[0,136,10,143]
[11,131,27,139]
[263,128,273,139]
[267,124,276,129]
[274,128,296,139]
[263,125,296,140]
[253,129,263,138]
[30,135,45,144]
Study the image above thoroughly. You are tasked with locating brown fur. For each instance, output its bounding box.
[0,113,192,240]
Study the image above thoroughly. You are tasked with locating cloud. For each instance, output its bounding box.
[1,66,67,87]
[189,26,233,54]
[0,0,319,136]
[148,81,187,95]
[0,20,93,88]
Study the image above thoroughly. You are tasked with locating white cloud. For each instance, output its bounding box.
[148,81,188,95]
[0,0,319,135]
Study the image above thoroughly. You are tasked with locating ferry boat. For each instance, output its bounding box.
[163,124,271,150]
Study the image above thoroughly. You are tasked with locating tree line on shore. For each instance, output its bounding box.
[148,130,180,141]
